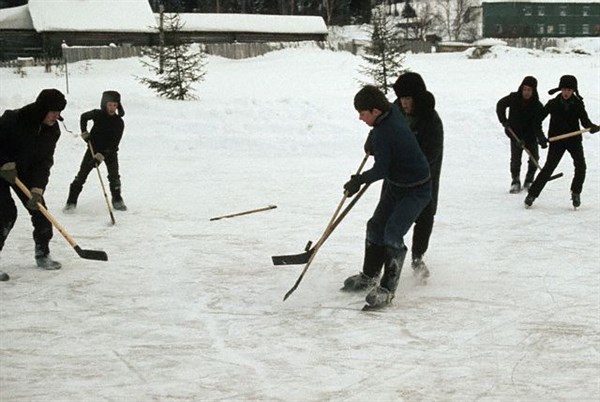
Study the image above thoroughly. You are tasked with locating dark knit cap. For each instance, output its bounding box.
[392,72,427,98]
[520,76,537,89]
[101,90,125,116]
[34,88,66,121]
[548,75,581,98]
[36,89,66,112]
[354,85,391,112]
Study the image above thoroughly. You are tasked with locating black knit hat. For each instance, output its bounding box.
[101,90,125,116]
[548,75,581,98]
[393,72,427,98]
[520,76,537,89]
[354,85,391,112]
[35,89,66,120]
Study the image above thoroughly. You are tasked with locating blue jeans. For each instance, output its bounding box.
[366,181,432,251]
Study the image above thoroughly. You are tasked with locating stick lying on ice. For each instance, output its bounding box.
[210,205,277,221]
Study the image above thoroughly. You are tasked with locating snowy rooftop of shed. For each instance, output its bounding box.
[163,13,327,34]
[27,0,156,33]
[0,5,33,30]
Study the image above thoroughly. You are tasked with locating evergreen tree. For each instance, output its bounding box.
[139,13,207,100]
[360,7,406,94]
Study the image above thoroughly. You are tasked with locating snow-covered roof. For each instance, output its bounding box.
[27,0,156,33]
[0,5,34,30]
[164,13,328,34]
[483,0,599,3]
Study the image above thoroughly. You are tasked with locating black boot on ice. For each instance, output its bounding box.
[341,241,384,291]
[365,246,406,307]
[35,244,62,270]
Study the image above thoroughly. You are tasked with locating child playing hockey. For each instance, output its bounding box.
[65,90,127,211]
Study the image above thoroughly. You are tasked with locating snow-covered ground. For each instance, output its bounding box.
[1,41,599,401]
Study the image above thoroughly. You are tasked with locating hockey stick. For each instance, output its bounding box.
[272,154,369,266]
[210,205,277,221]
[15,178,108,261]
[548,127,591,142]
[506,127,563,181]
[283,183,371,301]
[87,141,116,225]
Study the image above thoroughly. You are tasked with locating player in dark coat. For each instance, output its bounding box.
[342,85,431,308]
[525,75,599,208]
[0,89,67,278]
[392,72,444,283]
[496,76,547,193]
[65,91,127,211]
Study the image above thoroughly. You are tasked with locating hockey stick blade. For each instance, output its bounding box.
[272,248,314,266]
[74,245,108,261]
[548,172,563,181]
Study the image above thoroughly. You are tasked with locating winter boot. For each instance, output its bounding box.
[509,179,521,194]
[110,181,127,211]
[571,192,581,208]
[365,246,407,307]
[523,181,533,191]
[524,194,535,208]
[64,181,83,211]
[0,271,9,281]
[411,256,430,284]
[342,241,385,291]
[34,244,62,270]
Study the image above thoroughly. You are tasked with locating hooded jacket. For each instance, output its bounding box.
[0,102,62,189]
[395,91,443,209]
[496,79,545,143]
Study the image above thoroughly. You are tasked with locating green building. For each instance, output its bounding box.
[482,0,600,38]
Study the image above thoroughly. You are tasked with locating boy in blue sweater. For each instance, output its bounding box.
[342,85,431,308]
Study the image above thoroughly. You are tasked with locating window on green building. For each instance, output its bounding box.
[537,6,545,16]
[559,24,567,35]
[537,23,545,34]
[524,6,532,16]
[547,25,554,34]
[582,24,590,35]
[559,6,567,17]
[583,6,590,17]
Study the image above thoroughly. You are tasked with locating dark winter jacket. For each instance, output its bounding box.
[0,103,61,189]
[80,109,124,155]
[541,94,595,142]
[496,91,545,144]
[395,91,443,210]
[359,103,430,188]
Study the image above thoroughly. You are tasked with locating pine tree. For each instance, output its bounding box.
[139,13,207,100]
[360,7,407,94]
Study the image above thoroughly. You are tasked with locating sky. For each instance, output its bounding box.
[0,38,599,401]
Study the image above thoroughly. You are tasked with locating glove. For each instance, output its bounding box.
[0,162,17,184]
[539,136,548,149]
[343,175,362,197]
[590,124,599,134]
[93,153,105,163]
[26,187,44,211]
[81,131,90,141]
[363,130,375,155]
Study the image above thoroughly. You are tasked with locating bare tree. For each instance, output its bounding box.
[439,0,478,41]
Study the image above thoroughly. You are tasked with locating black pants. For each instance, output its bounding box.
[411,200,435,259]
[68,151,121,203]
[511,139,539,183]
[0,179,52,253]
[528,140,586,198]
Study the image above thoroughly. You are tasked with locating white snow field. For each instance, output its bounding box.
[1,42,599,401]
